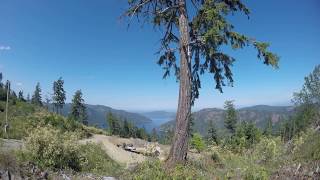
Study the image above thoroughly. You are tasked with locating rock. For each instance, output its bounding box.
[62,173,71,180]
[102,177,117,180]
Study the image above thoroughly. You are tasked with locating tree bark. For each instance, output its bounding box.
[166,0,192,167]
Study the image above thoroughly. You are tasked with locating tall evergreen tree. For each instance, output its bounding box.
[224,100,237,134]
[70,90,87,124]
[124,0,279,165]
[52,77,66,114]
[31,82,42,106]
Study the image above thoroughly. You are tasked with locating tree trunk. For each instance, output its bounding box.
[166,0,192,167]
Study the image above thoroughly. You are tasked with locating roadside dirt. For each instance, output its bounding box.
[79,134,170,168]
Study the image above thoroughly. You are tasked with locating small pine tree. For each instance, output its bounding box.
[31,82,42,106]
[18,90,26,102]
[190,133,205,153]
[207,121,219,145]
[151,128,158,142]
[122,119,130,138]
[264,118,273,137]
[107,112,121,135]
[70,90,87,124]
[224,100,237,135]
[52,77,66,114]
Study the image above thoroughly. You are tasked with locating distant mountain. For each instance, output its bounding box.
[160,105,294,136]
[50,104,153,129]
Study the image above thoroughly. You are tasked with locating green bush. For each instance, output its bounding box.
[19,126,121,176]
[79,142,121,175]
[21,126,82,170]
[253,137,283,163]
[293,129,320,161]
[190,133,206,153]
[123,160,207,180]
[244,166,268,180]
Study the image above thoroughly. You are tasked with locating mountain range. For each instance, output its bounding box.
[160,105,294,135]
[51,103,153,129]
[53,104,295,135]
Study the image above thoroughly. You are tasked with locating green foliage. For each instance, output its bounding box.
[19,126,120,175]
[224,100,237,134]
[125,0,279,103]
[18,90,26,102]
[21,127,82,170]
[52,77,66,114]
[226,121,262,153]
[190,133,205,152]
[31,82,42,106]
[292,129,320,161]
[293,64,320,107]
[151,128,158,142]
[0,100,102,139]
[252,137,283,164]
[206,121,219,145]
[70,90,87,124]
[122,160,207,180]
[263,118,273,137]
[77,143,121,176]
[107,112,150,140]
[107,112,121,135]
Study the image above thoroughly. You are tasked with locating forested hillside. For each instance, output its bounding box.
[48,103,153,129]
[160,105,294,136]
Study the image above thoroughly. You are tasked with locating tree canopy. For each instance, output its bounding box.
[125,0,279,104]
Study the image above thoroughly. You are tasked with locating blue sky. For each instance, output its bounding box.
[0,0,319,111]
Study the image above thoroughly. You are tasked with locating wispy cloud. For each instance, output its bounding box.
[16,82,23,87]
[0,46,11,51]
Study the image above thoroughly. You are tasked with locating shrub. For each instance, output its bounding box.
[244,166,268,180]
[293,129,320,161]
[19,126,121,176]
[190,133,206,152]
[21,126,82,170]
[123,160,207,180]
[253,137,283,163]
[79,142,121,175]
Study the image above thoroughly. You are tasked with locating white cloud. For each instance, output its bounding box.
[16,82,23,87]
[0,46,11,51]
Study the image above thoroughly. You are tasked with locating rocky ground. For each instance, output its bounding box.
[271,161,320,180]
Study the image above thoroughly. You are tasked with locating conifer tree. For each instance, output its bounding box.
[224,100,237,134]
[107,112,121,135]
[70,90,87,124]
[264,117,273,137]
[207,121,219,145]
[18,90,26,102]
[151,128,158,142]
[122,119,130,138]
[124,0,279,165]
[26,93,31,103]
[31,82,42,106]
[52,77,66,114]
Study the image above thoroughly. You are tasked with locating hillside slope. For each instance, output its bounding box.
[161,105,294,135]
[50,103,153,129]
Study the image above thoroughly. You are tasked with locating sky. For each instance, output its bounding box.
[0,0,319,111]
